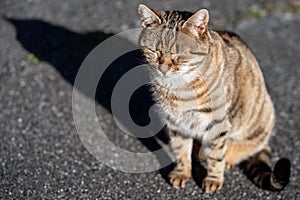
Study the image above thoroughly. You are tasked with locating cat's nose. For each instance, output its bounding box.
[158,64,170,74]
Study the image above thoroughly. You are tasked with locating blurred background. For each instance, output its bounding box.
[0,0,299,199]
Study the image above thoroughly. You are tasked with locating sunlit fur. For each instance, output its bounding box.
[138,4,290,192]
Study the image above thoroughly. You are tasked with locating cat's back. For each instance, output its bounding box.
[216,31,253,55]
[213,30,275,138]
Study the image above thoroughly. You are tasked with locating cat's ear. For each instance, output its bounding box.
[182,9,210,36]
[138,4,161,27]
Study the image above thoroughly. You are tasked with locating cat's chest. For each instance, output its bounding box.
[162,106,214,138]
[153,84,228,138]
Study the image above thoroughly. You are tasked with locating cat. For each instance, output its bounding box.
[138,4,290,193]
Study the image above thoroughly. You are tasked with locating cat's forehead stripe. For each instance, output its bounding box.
[160,28,177,53]
[159,10,191,29]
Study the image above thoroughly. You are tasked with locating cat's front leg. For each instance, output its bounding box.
[168,130,193,188]
[201,131,227,193]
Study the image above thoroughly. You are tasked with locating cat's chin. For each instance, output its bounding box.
[152,71,196,89]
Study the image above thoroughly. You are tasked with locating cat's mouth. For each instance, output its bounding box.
[153,63,180,77]
[148,63,170,76]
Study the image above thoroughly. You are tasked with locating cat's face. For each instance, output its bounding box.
[140,29,208,77]
[138,4,211,82]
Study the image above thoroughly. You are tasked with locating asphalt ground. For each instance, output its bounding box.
[0,0,299,199]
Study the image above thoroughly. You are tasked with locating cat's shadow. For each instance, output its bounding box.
[6,18,152,131]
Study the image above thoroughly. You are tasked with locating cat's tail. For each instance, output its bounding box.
[243,148,291,191]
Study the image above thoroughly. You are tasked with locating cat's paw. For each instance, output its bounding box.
[202,177,223,193]
[225,162,234,171]
[169,171,190,188]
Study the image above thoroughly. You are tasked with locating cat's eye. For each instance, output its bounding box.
[189,51,208,56]
[173,56,180,64]
[154,51,161,58]
[143,48,161,62]
[173,56,188,65]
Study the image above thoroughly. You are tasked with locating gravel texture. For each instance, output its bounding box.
[0,0,299,199]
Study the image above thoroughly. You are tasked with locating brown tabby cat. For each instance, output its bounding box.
[138,4,290,192]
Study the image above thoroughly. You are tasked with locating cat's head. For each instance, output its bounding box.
[138,4,212,83]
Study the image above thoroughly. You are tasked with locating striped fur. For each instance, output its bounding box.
[138,4,290,192]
